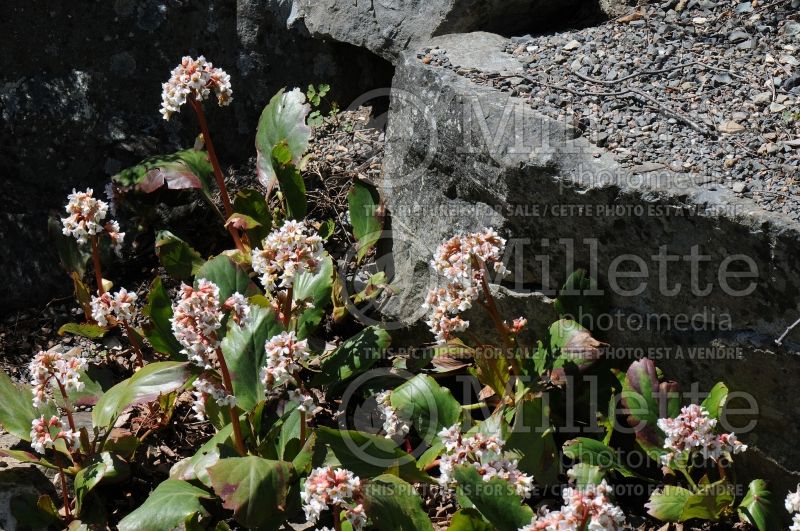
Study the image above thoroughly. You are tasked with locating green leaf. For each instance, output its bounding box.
[196,254,260,303]
[646,485,693,522]
[562,437,636,478]
[506,396,560,485]
[255,88,311,187]
[680,486,735,521]
[208,457,294,530]
[549,319,605,373]
[738,479,780,531]
[11,493,62,529]
[170,424,238,487]
[0,449,59,470]
[621,358,665,461]
[155,230,204,281]
[0,371,43,440]
[117,480,212,531]
[314,326,390,388]
[75,452,129,514]
[701,382,728,420]
[363,475,434,531]
[568,463,605,490]
[390,374,460,444]
[292,255,333,339]
[57,322,108,339]
[233,189,272,244]
[93,361,191,429]
[447,509,494,531]
[553,268,607,330]
[452,465,533,531]
[112,149,213,193]
[347,179,383,261]
[316,427,429,484]
[142,277,182,358]
[275,165,307,220]
[221,305,283,411]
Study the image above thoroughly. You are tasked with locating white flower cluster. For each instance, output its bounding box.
[171,279,224,369]
[260,331,310,389]
[301,467,366,531]
[30,415,80,454]
[375,390,410,439]
[437,424,534,499]
[61,188,124,251]
[287,389,315,414]
[786,485,800,531]
[28,349,87,408]
[223,293,251,327]
[90,287,137,327]
[656,404,747,466]
[160,55,232,120]
[424,229,508,342]
[518,476,625,531]
[251,221,324,291]
[191,376,236,422]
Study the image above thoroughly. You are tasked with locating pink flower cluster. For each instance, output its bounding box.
[160,56,232,120]
[786,485,800,531]
[28,349,87,408]
[375,390,410,439]
[90,287,137,327]
[251,220,324,291]
[301,467,366,530]
[656,404,747,466]
[222,293,250,326]
[437,425,534,499]
[171,279,224,369]
[260,331,310,389]
[30,415,79,454]
[191,376,236,422]
[424,229,508,343]
[519,475,625,531]
[61,188,124,251]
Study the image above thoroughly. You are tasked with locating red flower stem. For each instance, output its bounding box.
[189,98,244,252]
[55,456,72,520]
[281,287,294,328]
[91,236,104,295]
[215,347,246,456]
[55,381,77,433]
[123,321,145,368]
[333,506,343,531]
[300,410,307,447]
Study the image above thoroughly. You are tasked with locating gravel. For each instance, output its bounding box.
[425,0,800,218]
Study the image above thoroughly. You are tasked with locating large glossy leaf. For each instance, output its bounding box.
[0,449,59,470]
[117,479,212,531]
[75,452,129,515]
[155,230,204,281]
[233,189,272,244]
[293,255,333,339]
[553,269,607,330]
[447,509,494,531]
[196,254,260,303]
[568,463,605,490]
[0,371,42,440]
[93,361,191,429]
[112,149,213,193]
[452,465,534,531]
[313,326,390,388]
[562,437,636,478]
[275,165,307,220]
[646,485,693,521]
[738,479,780,531]
[680,486,734,521]
[141,277,182,358]
[621,358,666,461]
[390,374,460,444]
[316,427,429,484]
[701,382,728,420]
[57,323,107,339]
[550,319,606,373]
[506,396,559,485]
[208,456,294,530]
[255,88,311,187]
[170,424,237,487]
[221,304,283,411]
[363,475,434,531]
[347,179,383,261]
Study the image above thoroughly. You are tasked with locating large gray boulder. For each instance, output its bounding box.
[296,0,629,62]
[379,32,800,489]
[0,0,392,311]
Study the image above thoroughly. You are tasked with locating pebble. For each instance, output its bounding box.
[563,39,581,51]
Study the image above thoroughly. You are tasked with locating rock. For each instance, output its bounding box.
[770,102,787,113]
[732,181,747,193]
[0,1,394,311]
[296,0,615,62]
[718,120,746,134]
[563,39,582,51]
[0,433,58,530]
[753,91,772,105]
[381,31,800,487]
